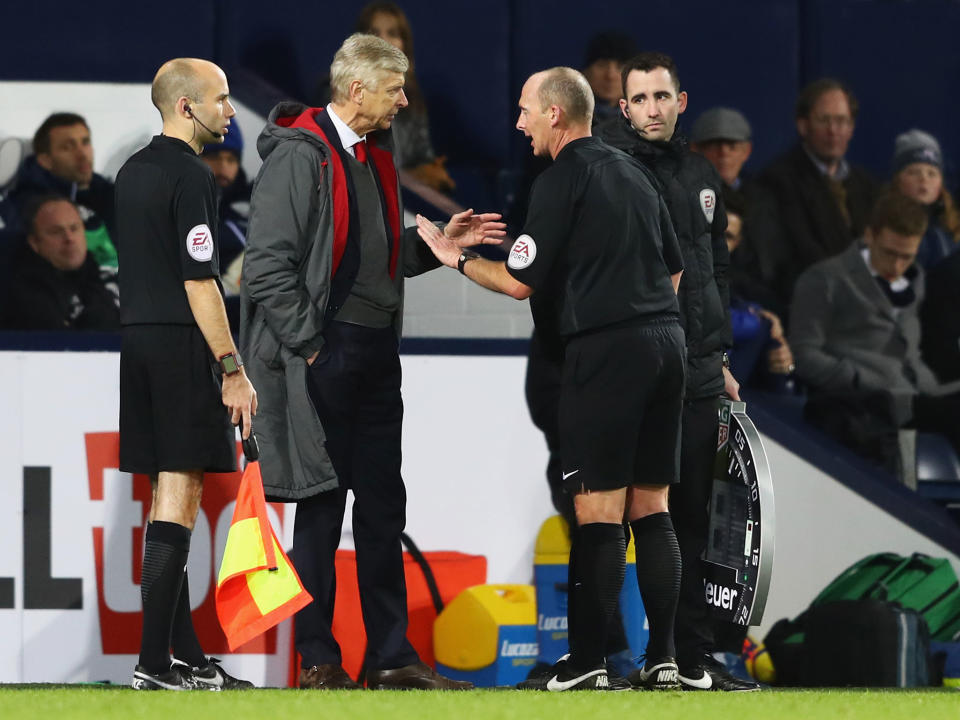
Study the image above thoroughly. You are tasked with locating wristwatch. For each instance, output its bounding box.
[219,351,243,376]
[721,351,731,369]
[458,250,481,275]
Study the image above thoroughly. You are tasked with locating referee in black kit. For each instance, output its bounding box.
[598,53,759,692]
[115,58,257,691]
[415,67,685,691]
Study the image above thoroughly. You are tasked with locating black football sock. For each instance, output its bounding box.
[604,524,631,657]
[630,512,681,660]
[605,601,630,656]
[138,520,190,674]
[568,522,626,673]
[565,523,580,652]
[171,568,207,667]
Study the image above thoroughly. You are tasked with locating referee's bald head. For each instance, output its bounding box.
[535,67,594,128]
[151,58,223,120]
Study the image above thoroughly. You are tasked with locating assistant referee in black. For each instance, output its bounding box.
[115,58,257,691]
[415,67,685,692]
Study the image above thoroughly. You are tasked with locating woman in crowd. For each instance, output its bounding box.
[355,2,456,193]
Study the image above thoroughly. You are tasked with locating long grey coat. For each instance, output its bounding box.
[239,102,439,501]
[789,242,959,422]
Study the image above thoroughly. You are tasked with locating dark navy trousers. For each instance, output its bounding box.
[293,321,418,671]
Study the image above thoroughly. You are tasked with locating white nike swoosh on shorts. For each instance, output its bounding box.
[562,469,581,480]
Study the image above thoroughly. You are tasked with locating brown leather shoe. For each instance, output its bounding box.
[366,661,473,690]
[298,664,362,690]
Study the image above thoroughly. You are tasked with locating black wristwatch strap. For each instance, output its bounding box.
[458,250,480,275]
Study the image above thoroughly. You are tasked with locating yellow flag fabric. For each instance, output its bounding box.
[215,461,311,651]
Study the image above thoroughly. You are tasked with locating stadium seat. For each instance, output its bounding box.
[917,433,960,482]
[0,137,28,193]
[916,433,960,513]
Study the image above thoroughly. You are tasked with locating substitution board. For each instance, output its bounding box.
[702,399,775,626]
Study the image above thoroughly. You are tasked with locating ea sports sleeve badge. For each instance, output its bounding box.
[699,189,716,223]
[216,432,312,650]
[702,399,775,626]
[508,234,537,270]
[186,223,214,262]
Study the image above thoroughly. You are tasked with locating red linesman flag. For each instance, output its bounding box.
[216,432,311,650]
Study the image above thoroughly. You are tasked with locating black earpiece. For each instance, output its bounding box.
[183,103,221,139]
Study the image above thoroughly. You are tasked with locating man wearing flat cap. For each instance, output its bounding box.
[690,107,753,193]
[692,107,784,317]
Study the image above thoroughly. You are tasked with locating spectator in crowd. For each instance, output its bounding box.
[582,31,638,124]
[2,195,119,330]
[201,123,250,294]
[12,113,118,271]
[790,191,960,462]
[690,107,753,191]
[760,79,879,309]
[921,249,960,383]
[354,1,455,193]
[889,129,960,271]
[724,190,795,389]
[691,107,784,316]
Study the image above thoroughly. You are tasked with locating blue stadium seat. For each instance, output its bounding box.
[917,432,960,482]
[916,432,960,505]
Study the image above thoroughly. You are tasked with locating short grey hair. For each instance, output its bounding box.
[538,67,594,127]
[330,33,409,103]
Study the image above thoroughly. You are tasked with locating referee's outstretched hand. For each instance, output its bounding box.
[223,371,258,439]
[441,209,506,248]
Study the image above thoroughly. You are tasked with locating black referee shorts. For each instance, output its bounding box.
[558,318,686,492]
[120,324,236,475]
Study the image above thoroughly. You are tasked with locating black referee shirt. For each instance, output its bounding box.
[506,136,682,337]
[115,135,221,325]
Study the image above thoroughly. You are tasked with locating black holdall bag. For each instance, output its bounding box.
[799,599,932,687]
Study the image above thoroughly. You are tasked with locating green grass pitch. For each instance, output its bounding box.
[0,686,958,720]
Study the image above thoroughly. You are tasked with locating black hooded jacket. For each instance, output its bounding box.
[597,116,732,398]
